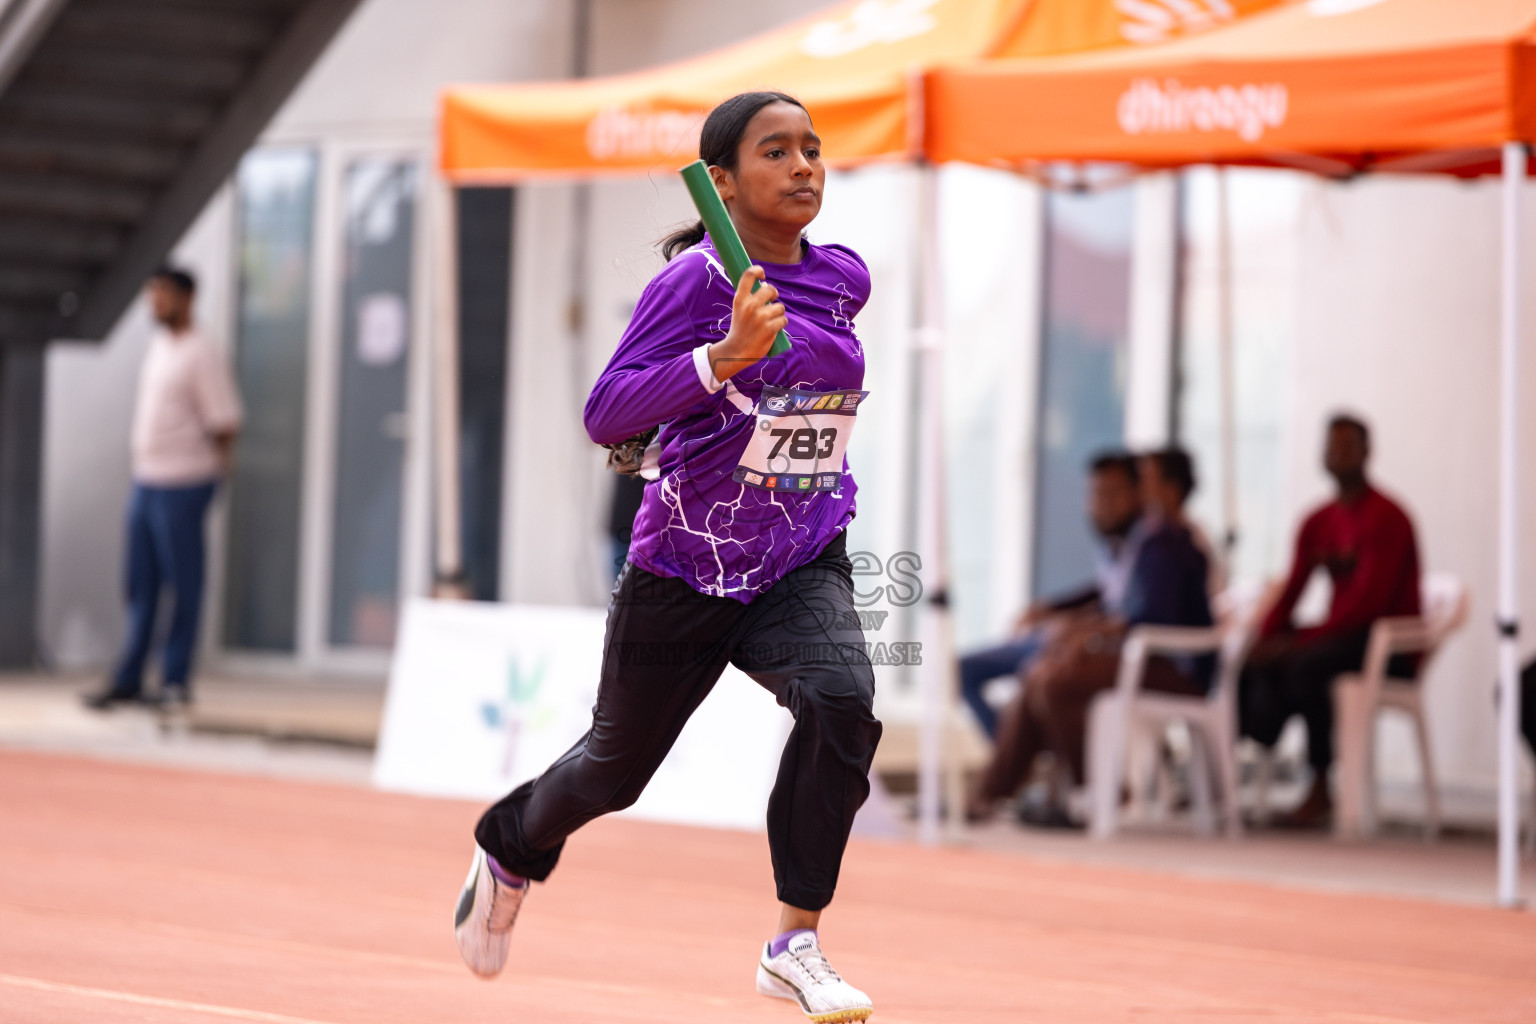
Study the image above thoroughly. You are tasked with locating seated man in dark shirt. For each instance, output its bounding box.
[956,452,1146,739]
[1241,414,1422,829]
[967,448,1213,824]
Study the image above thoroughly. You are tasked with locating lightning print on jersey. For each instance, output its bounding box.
[651,244,855,598]
[830,281,856,332]
[586,240,867,601]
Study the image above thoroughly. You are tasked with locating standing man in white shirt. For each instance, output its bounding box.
[84,267,242,710]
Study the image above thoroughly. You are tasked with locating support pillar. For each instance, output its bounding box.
[0,341,43,666]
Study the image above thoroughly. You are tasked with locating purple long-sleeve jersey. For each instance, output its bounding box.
[584,237,869,602]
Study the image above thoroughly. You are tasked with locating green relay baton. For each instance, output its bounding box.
[679,159,792,357]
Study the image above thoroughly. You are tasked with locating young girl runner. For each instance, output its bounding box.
[454,91,881,1024]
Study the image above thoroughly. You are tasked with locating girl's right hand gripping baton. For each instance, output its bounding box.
[679,159,792,357]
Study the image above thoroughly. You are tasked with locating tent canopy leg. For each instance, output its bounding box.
[1496,140,1525,910]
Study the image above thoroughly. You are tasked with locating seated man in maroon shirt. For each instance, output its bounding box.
[1241,414,1422,828]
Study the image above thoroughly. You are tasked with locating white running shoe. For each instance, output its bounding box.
[756,931,874,1023]
[453,845,528,978]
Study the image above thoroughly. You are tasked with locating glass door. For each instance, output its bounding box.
[326,156,419,649]
[224,147,317,652]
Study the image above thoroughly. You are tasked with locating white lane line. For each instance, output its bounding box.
[0,973,343,1024]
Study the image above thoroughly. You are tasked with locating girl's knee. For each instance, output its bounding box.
[598,785,644,814]
[794,667,874,718]
[794,675,880,748]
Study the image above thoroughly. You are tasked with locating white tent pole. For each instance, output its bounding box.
[431,175,465,596]
[1496,140,1525,910]
[915,161,955,846]
[1215,166,1238,558]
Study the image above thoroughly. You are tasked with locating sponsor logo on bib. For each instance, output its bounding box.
[735,385,867,494]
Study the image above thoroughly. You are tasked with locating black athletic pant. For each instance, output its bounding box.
[1239,629,1415,773]
[475,532,882,912]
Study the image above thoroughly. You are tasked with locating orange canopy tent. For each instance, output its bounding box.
[925,0,1532,907]
[925,0,1536,176]
[438,0,1288,181]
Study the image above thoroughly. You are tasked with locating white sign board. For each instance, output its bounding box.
[373,599,793,831]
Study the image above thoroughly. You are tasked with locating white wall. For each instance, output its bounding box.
[1179,169,1303,586]
[1124,173,1178,450]
[589,0,832,74]
[1283,174,1536,793]
[938,166,1042,647]
[273,0,575,140]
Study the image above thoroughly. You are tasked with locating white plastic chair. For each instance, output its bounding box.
[1086,585,1262,839]
[1331,573,1469,840]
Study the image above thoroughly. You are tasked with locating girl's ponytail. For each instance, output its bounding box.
[659,220,706,262]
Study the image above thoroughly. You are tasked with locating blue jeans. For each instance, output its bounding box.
[110,481,217,696]
[959,633,1045,739]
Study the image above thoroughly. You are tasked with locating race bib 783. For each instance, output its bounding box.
[733,385,867,493]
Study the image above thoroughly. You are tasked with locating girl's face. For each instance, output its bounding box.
[712,102,824,235]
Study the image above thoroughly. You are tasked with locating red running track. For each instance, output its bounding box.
[1,749,1533,1023]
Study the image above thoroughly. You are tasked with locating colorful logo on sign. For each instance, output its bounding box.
[479,655,549,776]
